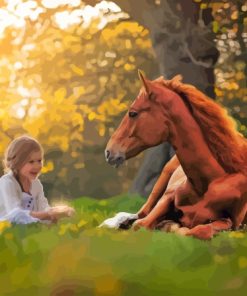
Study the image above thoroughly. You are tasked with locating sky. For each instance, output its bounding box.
[0,0,123,36]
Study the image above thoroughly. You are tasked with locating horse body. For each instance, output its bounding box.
[105,71,247,239]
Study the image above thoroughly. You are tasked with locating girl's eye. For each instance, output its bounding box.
[38,160,42,163]
[29,160,34,164]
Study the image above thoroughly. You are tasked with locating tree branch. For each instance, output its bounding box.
[183,42,214,68]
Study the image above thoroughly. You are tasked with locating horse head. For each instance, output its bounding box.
[105,70,174,167]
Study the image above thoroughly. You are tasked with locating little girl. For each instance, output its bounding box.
[0,135,74,224]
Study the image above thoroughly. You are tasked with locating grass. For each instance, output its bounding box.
[0,194,247,296]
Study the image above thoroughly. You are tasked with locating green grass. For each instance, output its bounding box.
[0,194,247,296]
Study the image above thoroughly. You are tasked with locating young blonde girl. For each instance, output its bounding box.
[0,135,74,224]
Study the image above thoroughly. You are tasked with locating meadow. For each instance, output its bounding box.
[0,194,247,296]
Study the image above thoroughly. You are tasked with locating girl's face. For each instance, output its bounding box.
[19,150,43,181]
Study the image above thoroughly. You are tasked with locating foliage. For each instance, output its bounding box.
[209,0,247,136]
[0,195,247,296]
[0,1,157,199]
[192,0,247,135]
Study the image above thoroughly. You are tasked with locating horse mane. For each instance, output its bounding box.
[156,75,247,175]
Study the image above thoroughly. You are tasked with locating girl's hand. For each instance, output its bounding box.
[48,206,75,220]
[47,212,58,224]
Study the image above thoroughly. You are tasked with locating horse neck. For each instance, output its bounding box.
[163,92,226,195]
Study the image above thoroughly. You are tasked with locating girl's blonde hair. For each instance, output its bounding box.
[3,135,43,174]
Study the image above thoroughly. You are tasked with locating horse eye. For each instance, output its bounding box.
[128,111,138,118]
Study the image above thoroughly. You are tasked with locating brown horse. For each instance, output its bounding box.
[105,71,247,239]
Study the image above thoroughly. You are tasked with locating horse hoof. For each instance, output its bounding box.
[175,227,190,236]
[186,224,213,240]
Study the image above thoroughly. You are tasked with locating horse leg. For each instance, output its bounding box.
[133,192,175,230]
[191,173,247,228]
[137,155,180,218]
[155,218,232,239]
[184,218,233,240]
[134,163,187,231]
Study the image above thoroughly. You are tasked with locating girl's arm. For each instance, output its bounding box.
[30,207,73,223]
[0,178,22,215]
[30,210,60,223]
[35,180,51,211]
[30,210,51,220]
[33,181,57,222]
[35,180,75,221]
[0,178,47,224]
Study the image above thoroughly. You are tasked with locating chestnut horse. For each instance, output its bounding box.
[105,71,247,239]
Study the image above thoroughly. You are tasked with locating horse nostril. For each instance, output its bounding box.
[116,156,123,162]
[105,150,110,160]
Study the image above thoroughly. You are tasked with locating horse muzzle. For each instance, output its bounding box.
[105,149,126,168]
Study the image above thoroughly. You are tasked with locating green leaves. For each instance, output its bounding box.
[0,2,156,198]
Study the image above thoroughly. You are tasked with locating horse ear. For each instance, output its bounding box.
[172,75,183,83]
[138,69,151,94]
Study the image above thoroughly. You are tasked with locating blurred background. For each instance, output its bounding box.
[0,0,246,200]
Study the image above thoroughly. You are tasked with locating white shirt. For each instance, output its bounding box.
[0,171,50,223]
[21,192,35,211]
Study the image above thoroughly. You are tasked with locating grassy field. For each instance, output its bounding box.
[0,194,247,296]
